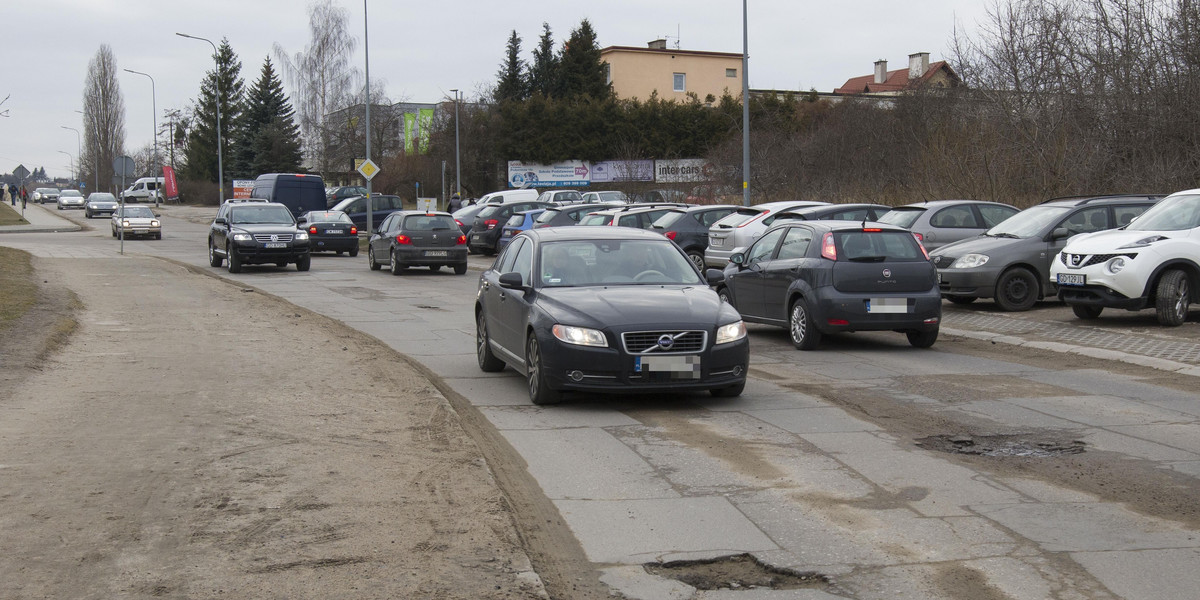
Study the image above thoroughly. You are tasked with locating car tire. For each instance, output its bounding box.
[788,296,821,350]
[368,246,381,270]
[349,246,359,258]
[710,381,745,398]
[946,295,976,305]
[454,262,468,275]
[476,311,506,373]
[717,286,733,306]
[994,267,1038,312]
[687,250,706,272]
[153,233,161,240]
[112,228,118,238]
[296,255,311,272]
[906,327,939,348]
[526,335,562,405]
[85,210,91,218]
[1155,269,1190,327]
[1071,304,1103,319]
[208,240,223,267]
[389,250,406,275]
[227,244,242,273]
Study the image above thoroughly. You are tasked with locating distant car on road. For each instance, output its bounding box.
[33,187,60,205]
[84,193,119,218]
[111,204,161,239]
[475,226,749,404]
[712,220,941,349]
[877,200,1020,251]
[57,189,85,210]
[367,210,468,275]
[298,210,359,256]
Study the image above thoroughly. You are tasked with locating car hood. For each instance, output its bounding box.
[1060,228,1188,253]
[537,285,738,330]
[932,234,1024,259]
[230,223,300,234]
[89,200,118,206]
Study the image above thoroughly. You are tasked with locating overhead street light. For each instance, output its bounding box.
[124,68,161,206]
[176,32,224,202]
[61,125,81,183]
[449,89,461,199]
[56,150,74,181]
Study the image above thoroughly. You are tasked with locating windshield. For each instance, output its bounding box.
[88,193,117,202]
[578,214,611,226]
[402,214,458,230]
[877,207,924,228]
[61,190,82,197]
[539,240,704,287]
[986,206,1070,238]
[119,206,155,218]
[231,205,295,225]
[1128,194,1200,231]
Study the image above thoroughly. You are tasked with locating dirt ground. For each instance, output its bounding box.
[0,252,556,599]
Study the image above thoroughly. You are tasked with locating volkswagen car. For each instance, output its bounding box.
[475,227,749,404]
[57,189,85,210]
[85,192,119,218]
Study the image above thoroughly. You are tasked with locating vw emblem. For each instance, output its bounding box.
[657,334,676,350]
[270,234,279,242]
[882,268,892,278]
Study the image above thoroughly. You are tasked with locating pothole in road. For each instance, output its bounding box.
[917,434,1087,457]
[644,554,829,591]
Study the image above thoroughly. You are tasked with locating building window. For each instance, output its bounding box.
[673,72,685,92]
[726,68,737,78]
[604,63,611,85]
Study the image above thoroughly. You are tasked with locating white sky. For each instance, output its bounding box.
[2,0,994,180]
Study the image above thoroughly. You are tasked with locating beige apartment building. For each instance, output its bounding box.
[601,40,744,103]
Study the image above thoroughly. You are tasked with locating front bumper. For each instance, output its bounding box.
[537,332,749,394]
[1051,263,1150,309]
[704,246,736,268]
[936,266,1003,298]
[231,240,311,264]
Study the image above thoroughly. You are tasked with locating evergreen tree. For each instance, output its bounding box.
[494,31,527,103]
[234,57,302,176]
[182,38,244,186]
[558,19,610,100]
[528,23,559,98]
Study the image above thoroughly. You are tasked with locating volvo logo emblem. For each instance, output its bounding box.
[657,334,676,350]
[882,268,892,278]
[270,234,279,242]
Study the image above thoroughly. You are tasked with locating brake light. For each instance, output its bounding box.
[664,231,677,240]
[395,234,411,244]
[455,219,463,228]
[862,227,882,232]
[820,232,837,260]
[914,233,930,259]
[827,319,850,326]
[456,235,466,245]
[309,226,318,234]
[485,219,499,230]
[911,231,923,241]
[736,210,769,228]
[350,226,358,235]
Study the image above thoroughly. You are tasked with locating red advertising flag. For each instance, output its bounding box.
[162,165,179,200]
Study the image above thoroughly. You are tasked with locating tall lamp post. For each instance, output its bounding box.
[449,89,461,198]
[60,126,81,184]
[73,110,98,192]
[741,0,751,207]
[124,68,160,206]
[176,32,224,203]
[56,150,74,184]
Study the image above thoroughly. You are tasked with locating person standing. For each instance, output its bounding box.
[448,193,462,213]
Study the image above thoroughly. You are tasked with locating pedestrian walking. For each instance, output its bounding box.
[20,186,27,210]
[6,183,13,206]
[448,193,462,213]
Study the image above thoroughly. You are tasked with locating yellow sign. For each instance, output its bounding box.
[357,158,380,181]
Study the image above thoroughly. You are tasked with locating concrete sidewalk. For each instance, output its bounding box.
[0,201,82,233]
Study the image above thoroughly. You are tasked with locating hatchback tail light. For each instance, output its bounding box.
[395,234,411,245]
[820,232,837,260]
[485,219,499,230]
[455,219,464,228]
[456,235,466,245]
[911,231,924,242]
[664,231,678,240]
[914,233,930,259]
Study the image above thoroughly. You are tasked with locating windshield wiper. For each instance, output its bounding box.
[986,232,1020,238]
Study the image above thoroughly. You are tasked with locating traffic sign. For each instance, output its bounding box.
[357,158,380,181]
[12,164,29,180]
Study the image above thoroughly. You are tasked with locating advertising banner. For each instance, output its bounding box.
[232,179,255,199]
[507,160,591,188]
[162,165,179,200]
[418,108,434,154]
[591,160,654,183]
[654,158,716,183]
[403,113,417,154]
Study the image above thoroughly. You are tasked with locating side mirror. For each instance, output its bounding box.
[498,272,526,290]
[296,217,307,225]
[729,252,746,266]
[1050,227,1070,240]
[214,217,227,225]
[705,269,726,285]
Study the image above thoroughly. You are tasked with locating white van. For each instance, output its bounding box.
[473,188,539,206]
[120,177,165,202]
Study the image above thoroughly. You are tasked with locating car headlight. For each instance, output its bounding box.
[150,220,160,227]
[551,324,607,347]
[295,231,309,241]
[232,233,253,242]
[1107,256,1128,274]
[715,320,747,345]
[1118,235,1166,249]
[950,253,990,269]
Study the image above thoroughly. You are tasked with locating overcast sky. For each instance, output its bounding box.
[2,0,994,182]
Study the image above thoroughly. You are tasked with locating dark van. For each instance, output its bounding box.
[250,173,326,218]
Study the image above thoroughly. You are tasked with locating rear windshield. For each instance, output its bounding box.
[877,207,924,228]
[534,209,559,224]
[711,208,762,228]
[578,214,612,226]
[476,205,501,219]
[308,211,353,224]
[652,211,686,229]
[403,215,458,230]
[835,230,925,261]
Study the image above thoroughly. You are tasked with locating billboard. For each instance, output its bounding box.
[654,158,716,183]
[507,160,590,188]
[232,179,255,199]
[591,160,653,183]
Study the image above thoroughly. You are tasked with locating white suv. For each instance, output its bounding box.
[1051,189,1200,326]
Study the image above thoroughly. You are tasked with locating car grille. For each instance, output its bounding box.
[622,330,707,354]
[1059,252,1136,268]
[253,233,294,243]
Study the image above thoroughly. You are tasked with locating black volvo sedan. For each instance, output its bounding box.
[475,227,749,405]
[711,220,941,350]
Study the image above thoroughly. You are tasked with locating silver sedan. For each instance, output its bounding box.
[57,190,85,210]
[85,193,119,218]
[111,205,162,240]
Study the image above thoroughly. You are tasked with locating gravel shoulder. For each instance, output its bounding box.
[0,252,551,599]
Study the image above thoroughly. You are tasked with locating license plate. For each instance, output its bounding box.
[425,250,447,257]
[326,229,343,234]
[710,238,723,247]
[471,234,481,242]
[1057,273,1086,286]
[867,298,909,313]
[634,355,701,378]
[937,272,942,284]
[264,242,287,249]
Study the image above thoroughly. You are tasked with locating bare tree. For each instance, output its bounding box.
[273,0,360,176]
[81,44,126,193]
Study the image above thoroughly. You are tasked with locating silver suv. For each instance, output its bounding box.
[704,201,828,267]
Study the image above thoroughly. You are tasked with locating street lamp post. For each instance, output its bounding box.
[73,110,98,192]
[124,69,160,206]
[60,126,81,184]
[363,0,373,238]
[176,32,224,203]
[741,0,751,207]
[56,150,74,184]
[449,89,461,198]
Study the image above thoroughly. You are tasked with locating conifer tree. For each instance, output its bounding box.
[494,31,527,103]
[528,23,559,97]
[234,57,302,175]
[182,38,244,186]
[558,19,610,100]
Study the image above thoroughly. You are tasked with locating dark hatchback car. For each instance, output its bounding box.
[712,221,941,350]
[468,200,553,255]
[298,210,359,256]
[368,210,468,275]
[475,227,749,405]
[930,194,1162,311]
[208,201,311,273]
[650,204,740,271]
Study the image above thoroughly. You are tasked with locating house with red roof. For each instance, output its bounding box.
[834,52,960,96]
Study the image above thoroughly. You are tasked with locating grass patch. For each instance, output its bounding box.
[0,201,30,226]
[0,247,37,332]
